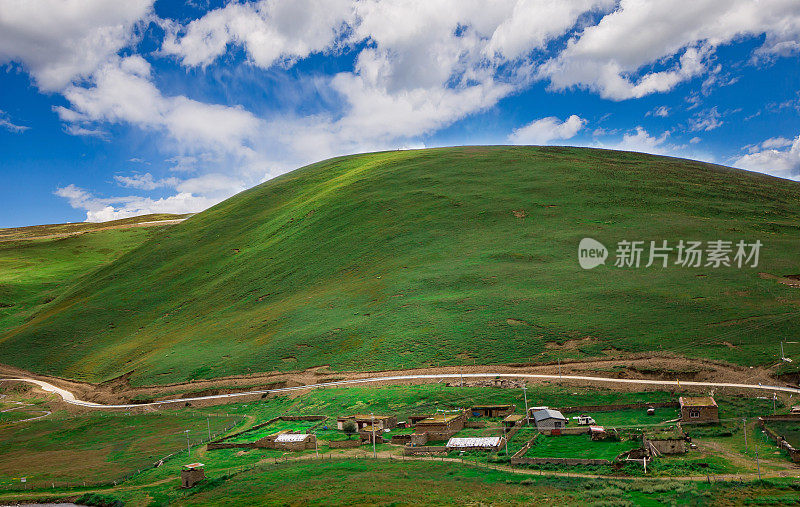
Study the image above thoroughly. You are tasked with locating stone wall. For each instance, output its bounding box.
[510,457,611,466]
[328,439,362,449]
[558,402,678,413]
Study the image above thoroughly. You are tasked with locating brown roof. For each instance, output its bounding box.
[472,405,514,409]
[418,413,460,424]
[679,396,717,407]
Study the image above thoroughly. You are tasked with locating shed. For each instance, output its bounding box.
[415,412,466,433]
[531,408,567,431]
[180,463,205,489]
[679,396,718,423]
[471,405,515,418]
[502,414,526,427]
[337,414,397,430]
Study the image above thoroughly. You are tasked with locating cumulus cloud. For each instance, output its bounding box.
[735,134,800,180]
[0,0,153,91]
[539,0,800,100]
[54,183,223,222]
[646,106,670,118]
[114,172,180,191]
[508,115,586,145]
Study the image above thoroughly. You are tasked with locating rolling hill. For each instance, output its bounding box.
[1,147,800,385]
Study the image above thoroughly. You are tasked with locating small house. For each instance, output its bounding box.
[415,412,466,433]
[470,405,515,418]
[679,396,718,423]
[531,408,567,431]
[180,463,205,488]
[502,414,526,427]
[337,414,397,431]
[256,431,317,450]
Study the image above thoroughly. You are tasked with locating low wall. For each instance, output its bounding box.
[207,442,255,450]
[540,427,590,436]
[759,418,800,463]
[403,446,448,456]
[465,421,487,428]
[510,457,611,466]
[510,434,539,460]
[391,434,413,445]
[558,402,678,414]
[328,439,362,449]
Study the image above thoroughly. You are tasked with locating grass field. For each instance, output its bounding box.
[0,216,182,337]
[764,420,800,448]
[524,434,640,460]
[2,147,800,384]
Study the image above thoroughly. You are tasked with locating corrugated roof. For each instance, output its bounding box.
[446,437,501,448]
[532,408,566,422]
[275,433,311,442]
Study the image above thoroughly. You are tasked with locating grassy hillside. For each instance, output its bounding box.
[1,147,800,385]
[0,217,181,335]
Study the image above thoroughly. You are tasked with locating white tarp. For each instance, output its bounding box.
[275,433,310,442]
[446,436,501,448]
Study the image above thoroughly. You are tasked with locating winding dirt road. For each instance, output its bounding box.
[3,373,799,410]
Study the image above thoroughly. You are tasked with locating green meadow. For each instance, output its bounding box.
[2,147,800,384]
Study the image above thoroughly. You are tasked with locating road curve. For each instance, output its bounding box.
[3,373,799,410]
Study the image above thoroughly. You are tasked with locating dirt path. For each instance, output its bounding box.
[3,368,799,411]
[0,354,791,409]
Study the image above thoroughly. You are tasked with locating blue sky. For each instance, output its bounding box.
[1,0,800,227]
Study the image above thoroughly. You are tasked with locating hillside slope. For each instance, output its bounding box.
[2,147,799,385]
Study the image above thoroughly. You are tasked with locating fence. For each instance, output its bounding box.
[557,402,679,413]
[758,417,800,462]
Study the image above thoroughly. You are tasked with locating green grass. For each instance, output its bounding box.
[2,147,800,384]
[764,421,800,448]
[524,433,640,460]
[589,407,681,428]
[224,419,322,443]
[0,218,179,336]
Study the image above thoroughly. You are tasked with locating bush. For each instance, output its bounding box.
[75,492,124,507]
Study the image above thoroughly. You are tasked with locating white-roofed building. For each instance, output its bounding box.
[275,433,312,443]
[256,431,317,450]
[446,436,503,451]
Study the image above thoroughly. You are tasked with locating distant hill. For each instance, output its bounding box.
[1,147,799,385]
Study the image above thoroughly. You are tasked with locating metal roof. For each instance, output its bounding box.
[275,433,311,442]
[532,408,566,422]
[446,437,501,448]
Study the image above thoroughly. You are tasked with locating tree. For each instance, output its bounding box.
[342,420,357,439]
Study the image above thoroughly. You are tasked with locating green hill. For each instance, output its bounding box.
[2,147,800,385]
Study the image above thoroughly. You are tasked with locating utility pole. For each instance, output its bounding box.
[314,429,319,458]
[755,440,761,480]
[523,383,530,426]
[184,429,191,455]
[773,393,777,414]
[743,417,748,453]
[207,417,211,440]
[558,358,561,378]
[504,425,509,456]
[371,412,377,459]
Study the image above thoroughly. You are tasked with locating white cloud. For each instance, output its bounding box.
[0,110,29,132]
[161,0,353,68]
[539,0,800,100]
[646,106,670,118]
[54,183,222,222]
[0,0,153,91]
[114,172,180,191]
[688,107,723,132]
[689,136,701,144]
[735,134,800,180]
[508,114,586,145]
[57,56,262,154]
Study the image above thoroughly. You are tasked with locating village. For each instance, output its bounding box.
[179,391,800,488]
